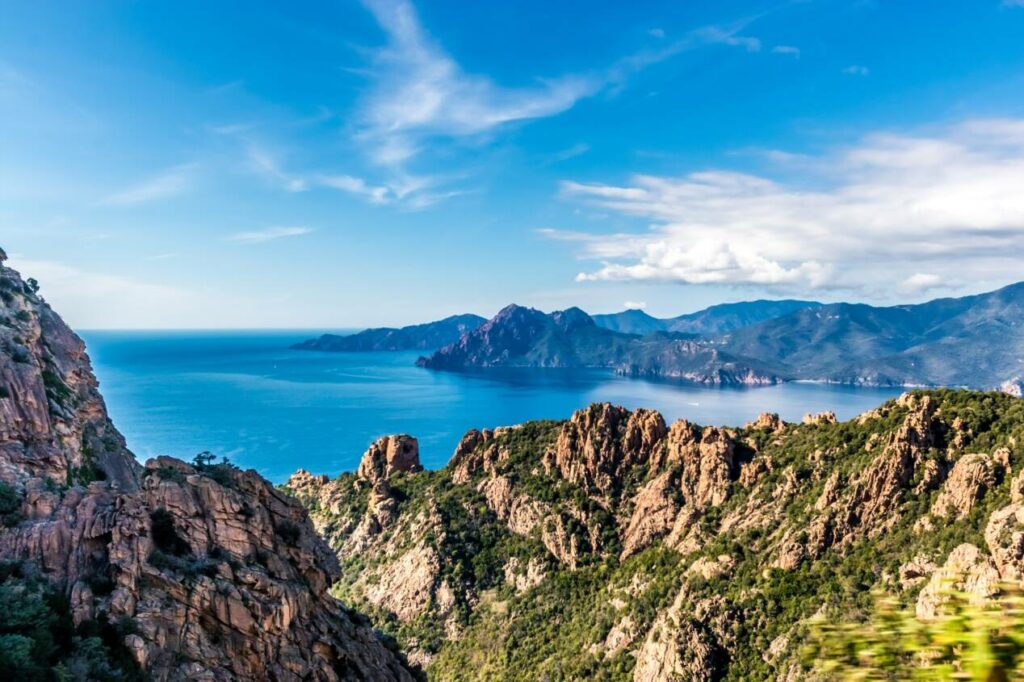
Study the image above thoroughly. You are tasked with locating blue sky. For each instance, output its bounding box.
[3,0,1024,328]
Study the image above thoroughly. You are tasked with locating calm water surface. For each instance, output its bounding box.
[80,330,903,482]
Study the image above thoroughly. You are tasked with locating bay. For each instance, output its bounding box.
[80,330,904,482]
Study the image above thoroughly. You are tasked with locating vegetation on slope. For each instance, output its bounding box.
[294,390,1024,680]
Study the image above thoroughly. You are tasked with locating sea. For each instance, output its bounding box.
[79,330,904,483]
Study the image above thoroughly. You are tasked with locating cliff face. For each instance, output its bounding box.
[292,389,1024,680]
[0,254,415,681]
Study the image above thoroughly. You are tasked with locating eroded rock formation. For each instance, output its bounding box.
[0,258,415,681]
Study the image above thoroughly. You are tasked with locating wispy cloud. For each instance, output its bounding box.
[101,164,197,206]
[317,174,391,204]
[246,145,308,192]
[227,226,314,244]
[552,118,1024,298]
[356,0,599,162]
[350,0,765,204]
[843,65,870,76]
[541,143,591,166]
[772,45,800,57]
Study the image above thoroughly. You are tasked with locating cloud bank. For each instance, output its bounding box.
[555,119,1024,298]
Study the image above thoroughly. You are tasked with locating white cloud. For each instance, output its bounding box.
[226,226,314,244]
[772,45,800,57]
[554,119,1024,298]
[101,164,196,205]
[843,65,870,76]
[648,28,666,39]
[900,273,944,294]
[356,0,599,158]
[623,300,647,309]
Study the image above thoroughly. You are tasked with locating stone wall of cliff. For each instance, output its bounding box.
[0,252,416,681]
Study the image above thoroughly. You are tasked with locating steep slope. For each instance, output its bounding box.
[291,389,1024,680]
[0,251,416,681]
[665,299,821,335]
[293,314,485,352]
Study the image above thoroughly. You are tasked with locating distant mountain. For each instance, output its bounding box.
[719,282,1024,387]
[591,299,821,336]
[664,299,822,335]
[418,305,779,384]
[416,305,640,370]
[293,313,486,352]
[417,284,1024,388]
[591,308,667,334]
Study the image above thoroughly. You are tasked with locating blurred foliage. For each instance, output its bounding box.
[808,586,1024,680]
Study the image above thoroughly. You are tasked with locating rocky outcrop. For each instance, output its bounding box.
[0,258,415,681]
[356,435,421,483]
[746,412,786,433]
[916,544,1001,619]
[503,556,546,593]
[931,453,1001,519]
[802,411,837,426]
[547,403,666,495]
[669,423,737,510]
[835,394,943,544]
[984,493,1024,582]
[633,587,719,682]
[620,471,679,559]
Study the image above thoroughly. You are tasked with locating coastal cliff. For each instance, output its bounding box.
[0,251,416,681]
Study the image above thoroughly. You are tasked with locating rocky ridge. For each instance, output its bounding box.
[291,388,1024,680]
[0,253,415,681]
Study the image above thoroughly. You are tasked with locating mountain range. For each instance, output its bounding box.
[414,283,1024,389]
[295,284,1024,388]
[592,299,821,336]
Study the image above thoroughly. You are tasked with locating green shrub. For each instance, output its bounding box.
[0,563,142,680]
[0,482,22,528]
[275,519,303,545]
[149,509,190,556]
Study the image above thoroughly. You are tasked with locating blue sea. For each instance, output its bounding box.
[80,330,904,483]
